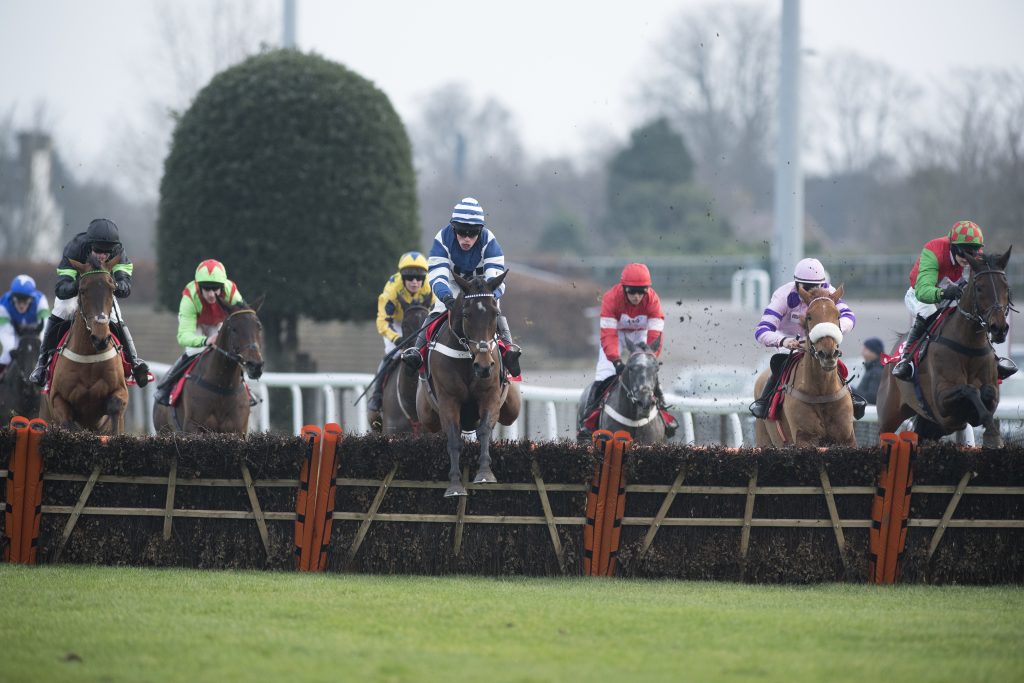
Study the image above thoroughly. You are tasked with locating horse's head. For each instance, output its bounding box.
[10,325,41,382]
[216,295,265,379]
[799,284,845,372]
[621,337,661,414]
[399,297,431,346]
[962,247,1015,344]
[68,254,119,351]
[452,271,506,379]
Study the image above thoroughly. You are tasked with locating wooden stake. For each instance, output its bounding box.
[739,468,758,571]
[241,463,270,557]
[54,466,101,562]
[531,460,565,574]
[818,463,849,573]
[162,458,177,541]
[345,464,397,569]
[640,467,686,557]
[927,471,976,560]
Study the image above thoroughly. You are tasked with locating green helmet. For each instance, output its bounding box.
[948,220,984,248]
[195,259,228,286]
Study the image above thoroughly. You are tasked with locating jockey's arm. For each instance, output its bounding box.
[0,319,14,361]
[36,294,50,323]
[481,233,506,298]
[645,290,666,355]
[754,284,794,348]
[913,246,944,304]
[176,295,208,348]
[376,281,402,344]
[427,234,455,302]
[599,288,621,361]
[833,289,856,335]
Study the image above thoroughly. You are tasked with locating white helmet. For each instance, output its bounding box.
[793,258,827,284]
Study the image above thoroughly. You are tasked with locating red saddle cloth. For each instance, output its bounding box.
[43,329,146,393]
[767,353,849,421]
[581,382,674,432]
[881,308,954,367]
[169,354,204,406]
[418,312,522,381]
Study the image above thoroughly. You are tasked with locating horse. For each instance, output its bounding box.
[877,247,1013,448]
[380,300,430,434]
[41,255,129,433]
[415,273,522,497]
[0,323,42,420]
[580,338,666,443]
[153,298,265,434]
[753,284,856,447]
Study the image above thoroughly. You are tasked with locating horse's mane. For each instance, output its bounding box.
[87,253,106,270]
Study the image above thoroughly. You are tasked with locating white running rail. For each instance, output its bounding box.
[136,362,1024,446]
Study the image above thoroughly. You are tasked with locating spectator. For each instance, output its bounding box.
[857,337,884,404]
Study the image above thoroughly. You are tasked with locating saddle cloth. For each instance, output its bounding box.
[419,312,521,381]
[168,349,255,406]
[43,329,152,393]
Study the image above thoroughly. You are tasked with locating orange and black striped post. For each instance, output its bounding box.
[4,417,31,563]
[295,425,322,570]
[583,430,613,575]
[308,423,342,571]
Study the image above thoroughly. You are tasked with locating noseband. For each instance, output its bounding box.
[211,308,260,367]
[77,269,114,337]
[805,296,843,363]
[621,350,657,406]
[453,292,499,354]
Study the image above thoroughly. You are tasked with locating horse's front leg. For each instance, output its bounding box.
[438,395,466,497]
[473,409,498,484]
[105,394,126,435]
[939,384,990,427]
[49,393,77,430]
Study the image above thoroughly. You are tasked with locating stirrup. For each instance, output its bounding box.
[749,399,769,420]
[401,347,422,370]
[29,362,49,388]
[892,358,914,381]
[997,357,1018,381]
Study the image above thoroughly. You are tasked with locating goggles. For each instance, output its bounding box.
[90,243,116,255]
[623,286,648,296]
[11,294,32,304]
[198,283,224,292]
[454,226,481,238]
[402,273,425,282]
[797,282,821,291]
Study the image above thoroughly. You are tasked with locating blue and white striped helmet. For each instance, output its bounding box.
[451,197,485,227]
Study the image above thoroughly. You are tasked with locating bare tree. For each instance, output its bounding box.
[811,51,920,175]
[640,4,777,209]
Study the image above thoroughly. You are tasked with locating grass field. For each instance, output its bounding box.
[1,566,1022,683]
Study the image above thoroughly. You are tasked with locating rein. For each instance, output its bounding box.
[210,309,258,367]
[958,268,1016,330]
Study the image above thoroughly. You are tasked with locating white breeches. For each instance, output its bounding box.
[52,296,124,323]
[903,287,938,321]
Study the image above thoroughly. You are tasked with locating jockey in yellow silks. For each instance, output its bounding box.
[367,251,433,430]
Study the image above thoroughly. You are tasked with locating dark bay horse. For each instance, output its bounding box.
[589,339,666,443]
[41,255,128,432]
[877,247,1013,448]
[381,300,430,434]
[415,273,521,497]
[0,323,42,420]
[153,298,265,433]
[754,285,856,447]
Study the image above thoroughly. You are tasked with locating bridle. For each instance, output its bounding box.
[805,296,843,365]
[619,349,658,406]
[210,308,260,367]
[76,269,115,341]
[957,267,1016,331]
[452,292,499,356]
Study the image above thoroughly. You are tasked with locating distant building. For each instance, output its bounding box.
[1,131,64,259]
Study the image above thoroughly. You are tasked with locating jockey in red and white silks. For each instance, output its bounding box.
[596,263,665,381]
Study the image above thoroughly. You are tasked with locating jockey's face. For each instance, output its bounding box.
[90,248,110,264]
[200,285,222,304]
[453,223,481,251]
[12,296,31,314]
[954,246,982,268]
[624,285,647,306]
[403,274,424,294]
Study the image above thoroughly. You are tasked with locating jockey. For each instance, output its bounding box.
[29,218,150,387]
[577,263,672,439]
[0,275,50,373]
[153,259,245,405]
[367,251,434,431]
[892,220,1017,381]
[400,197,522,376]
[749,257,856,419]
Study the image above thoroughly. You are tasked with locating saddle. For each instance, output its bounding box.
[881,308,955,369]
[580,377,676,433]
[419,312,522,381]
[43,329,152,394]
[168,349,256,407]
[767,352,850,421]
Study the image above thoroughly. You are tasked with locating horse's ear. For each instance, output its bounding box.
[799,314,807,329]
[995,245,1012,271]
[624,337,636,354]
[250,294,266,312]
[650,335,662,354]
[797,285,812,304]
[68,258,87,273]
[105,253,122,270]
[831,283,845,302]
[452,273,472,293]
[398,297,410,311]
[487,270,508,293]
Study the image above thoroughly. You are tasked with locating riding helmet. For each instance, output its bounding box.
[620,263,653,287]
[398,251,429,277]
[195,259,229,286]
[793,258,827,284]
[85,218,121,248]
[949,220,984,248]
[9,275,36,296]
[450,197,486,227]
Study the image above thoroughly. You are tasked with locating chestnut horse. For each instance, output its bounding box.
[877,247,1013,447]
[381,300,430,434]
[41,255,128,433]
[754,285,856,447]
[415,273,521,497]
[153,298,265,433]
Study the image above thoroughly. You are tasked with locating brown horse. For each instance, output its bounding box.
[754,284,856,447]
[41,255,128,433]
[415,273,521,497]
[153,298,265,433]
[381,300,430,434]
[0,323,41,420]
[877,248,1013,447]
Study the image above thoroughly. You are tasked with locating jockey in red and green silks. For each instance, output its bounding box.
[154,259,246,405]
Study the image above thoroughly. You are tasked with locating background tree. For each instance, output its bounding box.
[157,50,418,366]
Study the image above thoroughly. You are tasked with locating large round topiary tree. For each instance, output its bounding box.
[157,49,418,362]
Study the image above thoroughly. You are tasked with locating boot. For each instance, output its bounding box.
[154,353,191,405]
[749,369,780,419]
[654,383,678,437]
[29,315,69,387]
[367,357,388,432]
[892,314,930,381]
[401,311,443,370]
[997,356,1018,381]
[111,321,150,387]
[496,315,522,376]
[576,380,604,441]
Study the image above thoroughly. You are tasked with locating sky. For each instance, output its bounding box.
[2,0,1024,187]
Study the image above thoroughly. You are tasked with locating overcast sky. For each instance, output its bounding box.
[2,0,1023,184]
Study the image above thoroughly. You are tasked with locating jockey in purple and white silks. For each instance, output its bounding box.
[401,197,522,376]
[749,257,856,419]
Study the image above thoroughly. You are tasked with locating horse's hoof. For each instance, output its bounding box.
[473,470,497,484]
[445,485,468,497]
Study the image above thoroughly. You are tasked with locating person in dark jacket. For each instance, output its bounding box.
[856,337,884,405]
[29,218,150,388]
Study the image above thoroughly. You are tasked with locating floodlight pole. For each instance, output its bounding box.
[771,0,803,287]
[283,0,297,48]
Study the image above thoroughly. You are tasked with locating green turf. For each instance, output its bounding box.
[0,566,1021,683]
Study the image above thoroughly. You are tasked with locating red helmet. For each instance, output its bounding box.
[620,263,652,287]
